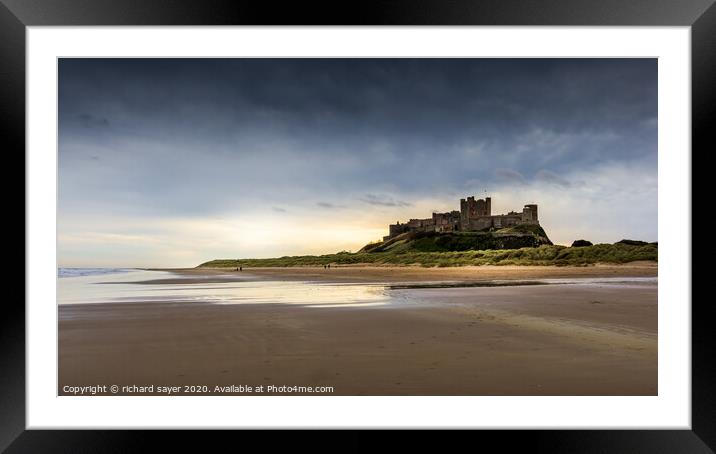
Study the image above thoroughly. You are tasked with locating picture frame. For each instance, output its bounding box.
[5,0,711,450]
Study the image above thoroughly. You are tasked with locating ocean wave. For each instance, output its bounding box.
[58,268,133,278]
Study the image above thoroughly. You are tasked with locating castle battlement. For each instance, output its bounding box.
[384,197,539,241]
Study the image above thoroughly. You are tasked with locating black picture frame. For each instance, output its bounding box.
[4,0,711,451]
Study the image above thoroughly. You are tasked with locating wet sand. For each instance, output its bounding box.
[59,264,657,396]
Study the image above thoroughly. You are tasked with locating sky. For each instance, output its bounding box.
[58,58,657,268]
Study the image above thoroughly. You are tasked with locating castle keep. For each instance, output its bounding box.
[384,196,539,241]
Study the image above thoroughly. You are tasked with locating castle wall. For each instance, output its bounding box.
[389,222,409,238]
[433,210,461,232]
[492,214,523,228]
[467,213,524,230]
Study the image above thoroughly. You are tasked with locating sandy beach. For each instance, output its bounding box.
[151,262,657,283]
[59,264,657,396]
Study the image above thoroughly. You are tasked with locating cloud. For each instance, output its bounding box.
[494,168,526,184]
[317,202,346,209]
[77,113,110,128]
[535,169,571,187]
[360,194,412,207]
[485,156,657,246]
[641,116,658,129]
[272,206,287,212]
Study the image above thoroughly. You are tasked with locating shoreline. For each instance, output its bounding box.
[145,262,657,284]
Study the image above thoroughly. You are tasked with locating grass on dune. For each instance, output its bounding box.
[199,242,657,268]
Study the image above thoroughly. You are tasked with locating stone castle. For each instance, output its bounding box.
[384,196,539,241]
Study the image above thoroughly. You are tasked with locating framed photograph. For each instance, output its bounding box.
[7,0,711,450]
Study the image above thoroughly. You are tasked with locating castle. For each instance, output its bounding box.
[384,196,539,241]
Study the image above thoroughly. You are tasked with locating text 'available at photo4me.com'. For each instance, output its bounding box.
[62,384,336,395]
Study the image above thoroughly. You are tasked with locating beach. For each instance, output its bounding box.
[59,264,657,396]
[179,262,658,283]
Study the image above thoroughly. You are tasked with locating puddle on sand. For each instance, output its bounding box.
[59,270,391,308]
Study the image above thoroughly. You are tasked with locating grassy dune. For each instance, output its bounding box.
[199,242,657,268]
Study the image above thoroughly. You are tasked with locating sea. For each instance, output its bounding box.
[58,267,134,278]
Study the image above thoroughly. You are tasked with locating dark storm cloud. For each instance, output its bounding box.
[77,113,110,128]
[58,58,657,217]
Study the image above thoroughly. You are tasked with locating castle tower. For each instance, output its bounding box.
[460,195,494,228]
[522,204,538,223]
[459,198,468,229]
